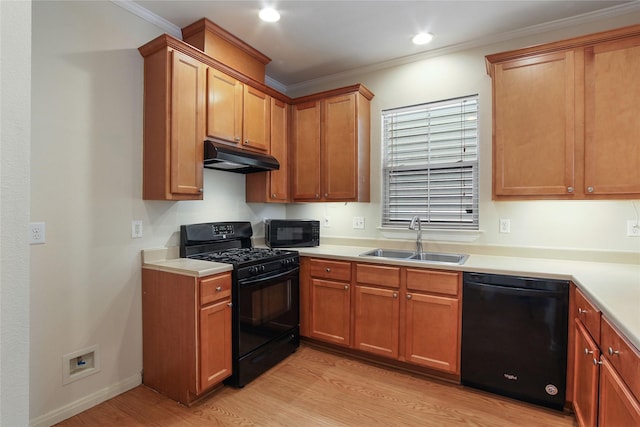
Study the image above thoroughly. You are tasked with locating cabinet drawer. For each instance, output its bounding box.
[601,316,640,402]
[575,288,601,342]
[406,268,460,296]
[200,273,231,306]
[310,258,351,281]
[356,264,400,288]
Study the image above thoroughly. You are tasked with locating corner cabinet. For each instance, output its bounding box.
[142,268,232,405]
[291,85,373,202]
[572,286,640,426]
[245,98,289,202]
[487,24,640,200]
[139,43,205,200]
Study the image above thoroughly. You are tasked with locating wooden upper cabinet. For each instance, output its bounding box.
[245,98,289,202]
[292,101,322,200]
[492,51,575,198]
[140,47,205,201]
[206,68,270,153]
[487,24,640,200]
[584,36,640,196]
[291,85,373,202]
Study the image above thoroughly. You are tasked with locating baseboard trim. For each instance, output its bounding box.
[29,374,141,427]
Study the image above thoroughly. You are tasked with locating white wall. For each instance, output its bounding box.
[30,2,284,425]
[286,12,640,256]
[1,1,31,425]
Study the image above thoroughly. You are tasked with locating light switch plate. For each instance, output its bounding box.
[131,220,143,238]
[353,217,365,229]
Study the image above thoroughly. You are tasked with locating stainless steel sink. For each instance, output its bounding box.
[409,252,469,265]
[359,248,468,265]
[359,249,416,259]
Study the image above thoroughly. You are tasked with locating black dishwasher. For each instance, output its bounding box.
[461,272,569,410]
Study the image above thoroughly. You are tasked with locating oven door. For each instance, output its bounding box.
[236,267,299,358]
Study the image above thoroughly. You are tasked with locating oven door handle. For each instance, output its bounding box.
[239,267,300,286]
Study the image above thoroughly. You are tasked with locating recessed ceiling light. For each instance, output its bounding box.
[259,7,280,22]
[412,32,433,45]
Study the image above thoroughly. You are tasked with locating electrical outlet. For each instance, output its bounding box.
[29,222,46,244]
[323,216,331,227]
[499,218,511,234]
[627,220,640,237]
[131,220,143,238]
[353,217,365,229]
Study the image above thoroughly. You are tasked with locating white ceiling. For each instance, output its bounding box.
[132,0,637,88]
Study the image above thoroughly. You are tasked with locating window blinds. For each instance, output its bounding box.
[382,95,479,230]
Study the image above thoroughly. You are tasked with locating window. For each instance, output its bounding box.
[381,95,479,230]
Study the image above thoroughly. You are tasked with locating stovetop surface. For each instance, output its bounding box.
[187,247,295,266]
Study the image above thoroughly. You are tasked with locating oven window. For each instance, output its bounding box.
[237,274,299,357]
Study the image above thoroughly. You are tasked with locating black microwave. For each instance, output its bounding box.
[265,219,320,248]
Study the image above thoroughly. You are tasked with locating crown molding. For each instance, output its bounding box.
[286,1,640,93]
[111,0,182,39]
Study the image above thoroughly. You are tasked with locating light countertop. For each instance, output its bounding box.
[141,245,640,351]
[297,245,640,351]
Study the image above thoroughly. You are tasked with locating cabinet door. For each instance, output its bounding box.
[170,50,205,196]
[206,68,243,144]
[598,357,640,427]
[292,101,321,200]
[309,278,350,346]
[268,98,288,200]
[242,85,270,152]
[199,298,232,393]
[405,292,459,373]
[354,285,399,358]
[322,93,357,200]
[573,320,600,427]
[584,37,640,196]
[493,51,575,198]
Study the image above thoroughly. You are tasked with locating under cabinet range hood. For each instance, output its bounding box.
[203,140,280,174]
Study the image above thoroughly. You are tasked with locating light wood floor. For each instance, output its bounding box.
[56,344,577,426]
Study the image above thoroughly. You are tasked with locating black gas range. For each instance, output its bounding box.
[180,221,300,388]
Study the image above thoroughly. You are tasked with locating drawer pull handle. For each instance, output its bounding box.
[578,308,587,315]
[227,302,233,308]
[393,292,398,299]
[344,285,349,290]
[215,286,222,292]
[608,347,620,356]
[584,348,594,356]
[326,267,331,272]
[593,358,602,366]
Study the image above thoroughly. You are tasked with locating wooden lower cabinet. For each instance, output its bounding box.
[142,269,232,405]
[405,292,459,373]
[573,320,600,427]
[572,285,640,427]
[302,257,461,376]
[598,357,640,426]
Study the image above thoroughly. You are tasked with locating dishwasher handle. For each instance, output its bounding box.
[464,280,568,298]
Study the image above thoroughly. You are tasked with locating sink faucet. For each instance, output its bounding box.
[409,216,423,253]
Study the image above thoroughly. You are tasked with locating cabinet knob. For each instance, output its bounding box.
[234,137,241,142]
[567,186,574,193]
[578,308,587,315]
[406,294,412,300]
[593,358,602,366]
[199,188,203,193]
[315,193,320,199]
[344,285,349,290]
[584,348,593,356]
[227,302,233,308]
[324,193,328,197]
[272,193,277,198]
[393,292,398,299]
[325,267,331,272]
[244,139,250,145]
[608,347,620,356]
[215,286,222,292]
[587,186,594,193]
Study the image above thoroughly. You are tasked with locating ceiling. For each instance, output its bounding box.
[133,0,636,88]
